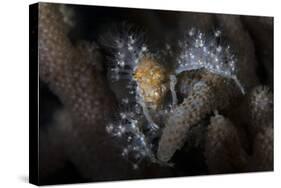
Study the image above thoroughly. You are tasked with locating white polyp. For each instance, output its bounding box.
[214,30,221,37]
[132,163,139,170]
[175,28,244,96]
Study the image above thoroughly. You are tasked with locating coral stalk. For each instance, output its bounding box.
[38,3,135,179]
[204,112,248,173]
[157,71,240,162]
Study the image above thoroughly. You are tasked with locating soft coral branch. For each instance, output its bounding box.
[38,3,137,180]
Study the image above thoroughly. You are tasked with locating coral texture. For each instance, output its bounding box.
[203,86,273,173]
[204,113,248,173]
[248,86,273,171]
[248,86,273,132]
[39,4,137,180]
[157,71,240,162]
[251,126,273,171]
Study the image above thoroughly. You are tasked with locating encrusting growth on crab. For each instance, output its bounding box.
[101,26,172,166]
[175,27,245,94]
[204,112,248,173]
[157,71,241,162]
[134,56,169,110]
